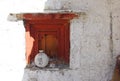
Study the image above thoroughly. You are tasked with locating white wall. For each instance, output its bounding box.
[0,0,46,81]
[1,0,120,81]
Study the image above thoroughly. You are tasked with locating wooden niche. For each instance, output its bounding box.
[23,13,78,67]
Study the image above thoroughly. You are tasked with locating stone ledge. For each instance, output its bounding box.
[22,67,81,81]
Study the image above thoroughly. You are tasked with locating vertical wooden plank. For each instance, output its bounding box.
[59,24,65,62]
[64,23,70,63]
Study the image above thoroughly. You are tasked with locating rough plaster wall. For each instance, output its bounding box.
[23,0,116,81]
[39,0,114,81]
[23,68,90,81]
[112,0,120,60]
[70,0,114,81]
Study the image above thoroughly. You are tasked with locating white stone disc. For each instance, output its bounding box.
[34,52,49,68]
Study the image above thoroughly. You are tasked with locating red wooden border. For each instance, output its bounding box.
[23,13,77,64]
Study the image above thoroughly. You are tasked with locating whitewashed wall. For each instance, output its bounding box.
[0,0,46,81]
[0,0,120,81]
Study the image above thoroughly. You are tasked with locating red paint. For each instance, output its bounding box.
[23,13,78,64]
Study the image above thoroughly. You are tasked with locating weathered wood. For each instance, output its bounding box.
[22,13,78,64]
[8,12,82,21]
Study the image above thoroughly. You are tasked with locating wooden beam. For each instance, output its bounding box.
[8,12,86,21]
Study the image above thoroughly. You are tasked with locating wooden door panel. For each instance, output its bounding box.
[38,31,59,59]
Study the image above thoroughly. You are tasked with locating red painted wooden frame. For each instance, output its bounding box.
[23,13,78,64]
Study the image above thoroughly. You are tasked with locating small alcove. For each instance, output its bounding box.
[9,12,78,69]
[24,13,78,68]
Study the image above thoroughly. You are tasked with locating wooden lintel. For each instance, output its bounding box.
[8,12,86,21]
[23,13,78,20]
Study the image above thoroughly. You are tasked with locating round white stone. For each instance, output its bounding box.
[34,52,49,68]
